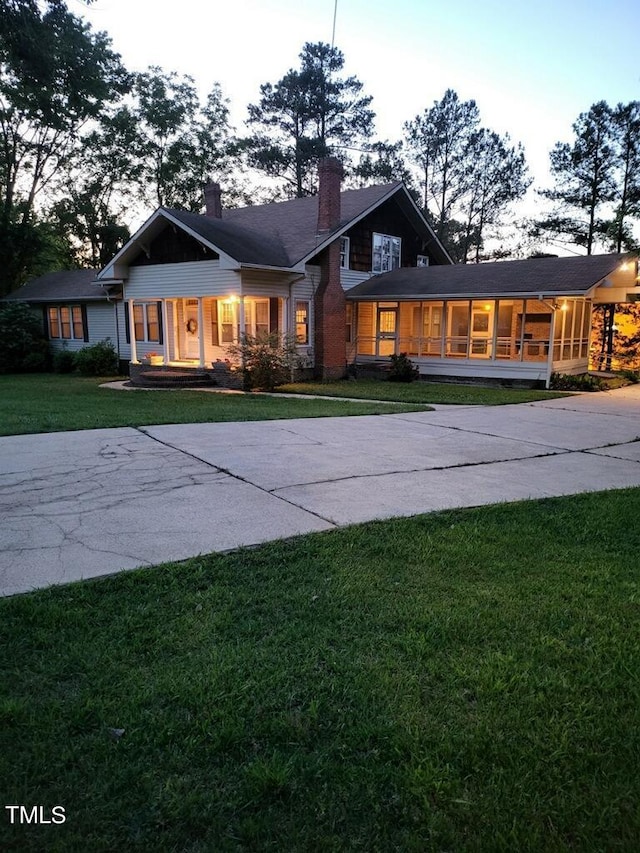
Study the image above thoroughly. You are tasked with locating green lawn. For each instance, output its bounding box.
[0,374,431,436]
[1,489,639,851]
[277,378,570,405]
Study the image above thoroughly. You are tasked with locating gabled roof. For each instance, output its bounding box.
[98,181,452,279]
[164,208,291,267]
[221,182,418,265]
[3,270,103,302]
[346,254,628,300]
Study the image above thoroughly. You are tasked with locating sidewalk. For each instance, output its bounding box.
[2,386,639,597]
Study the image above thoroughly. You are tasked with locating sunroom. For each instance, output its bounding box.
[349,297,590,386]
[346,254,633,387]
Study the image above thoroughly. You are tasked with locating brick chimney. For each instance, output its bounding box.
[204,182,222,218]
[317,157,343,233]
[314,157,347,380]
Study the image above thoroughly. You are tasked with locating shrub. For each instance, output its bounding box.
[53,346,77,374]
[388,352,419,383]
[0,302,50,374]
[620,369,640,384]
[227,332,299,391]
[550,372,605,391]
[74,339,119,376]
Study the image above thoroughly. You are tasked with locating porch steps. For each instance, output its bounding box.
[131,369,216,389]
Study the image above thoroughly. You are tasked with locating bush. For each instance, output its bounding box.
[74,339,119,376]
[0,302,50,374]
[227,332,299,391]
[620,369,640,384]
[53,347,77,374]
[550,372,605,391]
[388,352,419,383]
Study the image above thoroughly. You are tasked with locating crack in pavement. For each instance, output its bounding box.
[135,427,338,528]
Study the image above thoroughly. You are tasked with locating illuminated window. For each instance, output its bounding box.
[132,303,160,343]
[48,307,60,338]
[372,233,401,274]
[295,300,309,344]
[47,305,87,341]
[220,302,235,343]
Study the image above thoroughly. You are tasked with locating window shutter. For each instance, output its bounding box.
[269,298,279,333]
[211,300,219,346]
[42,306,50,340]
[157,301,163,345]
[81,305,89,341]
[124,302,130,343]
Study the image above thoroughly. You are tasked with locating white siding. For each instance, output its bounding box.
[341,269,373,291]
[125,261,240,298]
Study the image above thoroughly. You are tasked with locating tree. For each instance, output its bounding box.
[606,101,640,252]
[459,130,530,262]
[352,140,413,188]
[404,90,480,246]
[245,42,375,198]
[534,102,617,254]
[404,90,530,261]
[128,68,234,210]
[0,0,129,294]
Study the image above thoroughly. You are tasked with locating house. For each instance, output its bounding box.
[5,158,639,387]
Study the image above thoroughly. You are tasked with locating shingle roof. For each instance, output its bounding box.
[220,182,402,265]
[346,254,628,300]
[164,209,292,267]
[3,270,103,302]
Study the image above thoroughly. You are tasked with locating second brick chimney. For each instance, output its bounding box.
[314,157,347,380]
[204,182,222,218]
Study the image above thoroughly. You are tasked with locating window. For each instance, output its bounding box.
[346,302,353,343]
[340,237,350,269]
[220,301,235,343]
[295,300,309,344]
[372,233,401,274]
[47,305,86,340]
[416,255,430,267]
[48,307,60,338]
[132,302,161,343]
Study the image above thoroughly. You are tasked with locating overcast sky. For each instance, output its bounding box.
[78,0,640,225]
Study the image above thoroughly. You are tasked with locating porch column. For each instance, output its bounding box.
[197,298,205,367]
[128,299,138,363]
[546,305,558,389]
[238,297,246,342]
[161,300,170,364]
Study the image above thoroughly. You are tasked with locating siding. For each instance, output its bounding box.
[341,269,372,291]
[125,261,239,298]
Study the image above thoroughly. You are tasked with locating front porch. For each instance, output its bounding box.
[127,293,312,370]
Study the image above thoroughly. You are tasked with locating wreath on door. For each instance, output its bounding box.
[186,318,198,334]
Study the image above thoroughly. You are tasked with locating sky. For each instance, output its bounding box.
[76,0,640,228]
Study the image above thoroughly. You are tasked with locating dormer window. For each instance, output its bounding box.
[340,237,350,269]
[417,255,430,267]
[372,233,401,274]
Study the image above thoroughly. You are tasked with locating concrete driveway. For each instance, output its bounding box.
[2,385,640,597]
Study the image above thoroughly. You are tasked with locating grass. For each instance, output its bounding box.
[1,489,639,851]
[277,378,570,406]
[0,374,431,436]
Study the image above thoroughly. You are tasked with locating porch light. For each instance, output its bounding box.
[560,301,568,311]
[483,304,491,311]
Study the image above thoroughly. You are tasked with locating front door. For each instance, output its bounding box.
[377,305,397,356]
[184,299,200,360]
